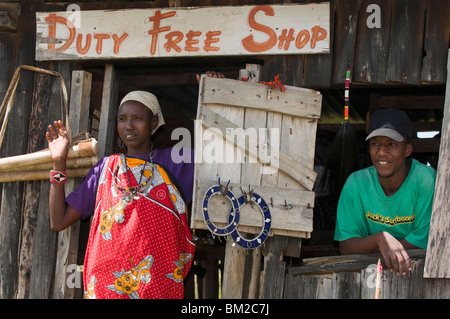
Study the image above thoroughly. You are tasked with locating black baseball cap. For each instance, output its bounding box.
[366,109,412,142]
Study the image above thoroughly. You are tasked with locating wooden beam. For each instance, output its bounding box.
[331,0,359,86]
[353,0,391,84]
[202,77,322,120]
[386,0,426,85]
[372,95,445,110]
[98,64,118,158]
[421,0,450,84]
[52,70,92,299]
[424,49,450,278]
[30,63,73,299]
[16,70,53,299]
[0,0,35,298]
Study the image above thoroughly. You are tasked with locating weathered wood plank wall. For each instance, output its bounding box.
[0,0,39,298]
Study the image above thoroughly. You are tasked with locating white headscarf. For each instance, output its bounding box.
[119,91,165,136]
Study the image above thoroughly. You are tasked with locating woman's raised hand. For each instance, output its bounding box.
[46,120,70,166]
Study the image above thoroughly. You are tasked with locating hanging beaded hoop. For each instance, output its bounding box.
[229,192,271,249]
[202,179,241,236]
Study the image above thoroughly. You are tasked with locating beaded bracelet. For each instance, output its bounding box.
[50,170,67,183]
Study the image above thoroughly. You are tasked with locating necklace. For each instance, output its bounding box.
[112,153,155,203]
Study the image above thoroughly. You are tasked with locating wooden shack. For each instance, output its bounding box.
[0,0,449,300]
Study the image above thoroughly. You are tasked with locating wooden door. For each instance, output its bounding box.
[191,76,322,242]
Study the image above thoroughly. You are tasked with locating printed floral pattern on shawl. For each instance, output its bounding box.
[83,154,195,299]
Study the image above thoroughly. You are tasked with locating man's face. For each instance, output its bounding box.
[369,136,413,179]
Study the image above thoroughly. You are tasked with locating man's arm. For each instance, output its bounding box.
[339,232,413,275]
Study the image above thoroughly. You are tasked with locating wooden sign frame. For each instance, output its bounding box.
[36,3,330,61]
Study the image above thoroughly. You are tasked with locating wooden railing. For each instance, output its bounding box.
[283,250,449,299]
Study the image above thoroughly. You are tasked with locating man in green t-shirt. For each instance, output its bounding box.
[334,109,436,275]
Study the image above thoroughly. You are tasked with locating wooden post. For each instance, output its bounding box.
[424,49,450,278]
[0,0,36,298]
[52,70,92,299]
[30,63,72,299]
[261,236,289,298]
[98,64,118,158]
[221,64,262,299]
[16,70,54,299]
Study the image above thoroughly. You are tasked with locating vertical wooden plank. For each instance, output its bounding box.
[52,70,92,299]
[239,72,266,227]
[285,56,305,88]
[410,259,425,299]
[424,49,450,279]
[221,65,257,299]
[197,252,219,299]
[29,181,57,298]
[261,55,305,88]
[421,0,450,84]
[360,266,375,299]
[331,0,360,86]
[261,56,285,85]
[385,0,426,84]
[283,273,300,299]
[396,272,412,299]
[353,0,391,84]
[423,277,450,298]
[0,33,15,294]
[316,274,332,299]
[261,236,288,299]
[332,272,361,299]
[28,62,71,299]
[16,70,53,299]
[247,248,261,299]
[381,267,398,299]
[0,0,37,298]
[421,0,450,83]
[221,240,247,299]
[303,0,334,88]
[98,64,118,158]
[300,275,317,299]
[209,105,245,299]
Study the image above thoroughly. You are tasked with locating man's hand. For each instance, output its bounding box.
[196,70,225,84]
[375,231,412,275]
[339,232,413,275]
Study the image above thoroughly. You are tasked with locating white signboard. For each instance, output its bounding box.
[36,4,329,61]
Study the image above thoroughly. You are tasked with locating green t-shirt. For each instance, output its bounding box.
[334,159,436,249]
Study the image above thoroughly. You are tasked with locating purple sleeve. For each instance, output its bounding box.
[65,157,108,219]
[153,148,195,206]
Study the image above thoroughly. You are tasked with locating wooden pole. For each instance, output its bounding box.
[0,167,92,183]
[98,64,118,158]
[0,139,98,172]
[52,70,92,299]
[16,70,54,298]
[0,0,37,299]
[424,49,450,278]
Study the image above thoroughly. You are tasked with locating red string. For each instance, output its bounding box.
[259,74,286,92]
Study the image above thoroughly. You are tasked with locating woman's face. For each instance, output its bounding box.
[117,100,158,155]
